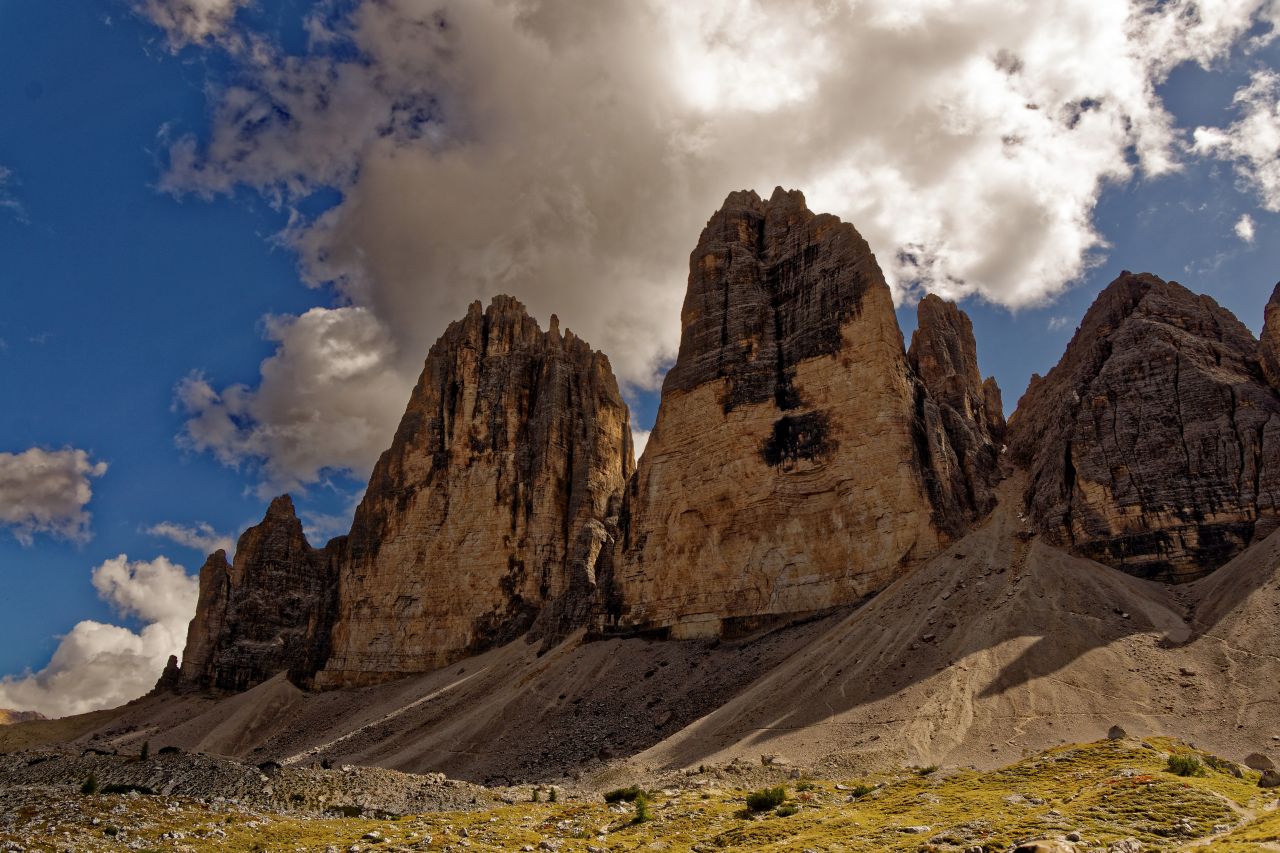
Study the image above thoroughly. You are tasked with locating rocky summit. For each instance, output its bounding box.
[177,495,341,692]
[1262,281,1280,391]
[604,188,1002,638]
[1008,272,1280,581]
[161,190,1280,728]
[314,296,634,688]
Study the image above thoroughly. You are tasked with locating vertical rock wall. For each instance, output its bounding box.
[1008,272,1280,581]
[313,297,633,687]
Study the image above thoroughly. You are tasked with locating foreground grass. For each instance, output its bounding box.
[2,738,1278,851]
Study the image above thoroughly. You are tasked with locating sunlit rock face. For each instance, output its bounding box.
[602,188,1001,638]
[1008,272,1280,582]
[313,297,633,688]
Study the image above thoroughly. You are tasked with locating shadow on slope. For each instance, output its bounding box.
[49,481,1280,785]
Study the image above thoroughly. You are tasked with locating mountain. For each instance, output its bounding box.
[1008,272,1280,582]
[99,188,1280,782]
[316,296,633,687]
[0,710,45,726]
[604,188,1002,638]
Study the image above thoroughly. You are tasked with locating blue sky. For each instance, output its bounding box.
[1,0,1278,715]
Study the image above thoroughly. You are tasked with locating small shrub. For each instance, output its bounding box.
[320,758,333,770]
[776,804,800,817]
[632,793,652,824]
[745,786,786,812]
[532,787,541,803]
[1167,754,1206,777]
[604,786,643,803]
[103,826,119,837]
[849,783,875,799]
[916,765,938,776]
[795,781,816,792]
[81,774,98,795]
[548,786,558,803]
[140,741,150,761]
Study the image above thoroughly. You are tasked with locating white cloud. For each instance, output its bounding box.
[0,555,197,718]
[134,0,250,49]
[154,0,1280,489]
[145,520,234,557]
[1047,316,1072,331]
[0,448,108,546]
[1235,212,1258,243]
[631,429,651,462]
[175,306,407,493]
[1194,69,1280,210]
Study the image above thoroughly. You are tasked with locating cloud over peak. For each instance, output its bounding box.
[151,0,1280,491]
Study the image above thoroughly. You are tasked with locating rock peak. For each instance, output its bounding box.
[314,297,633,687]
[1261,281,1280,390]
[1009,271,1280,580]
[607,191,999,637]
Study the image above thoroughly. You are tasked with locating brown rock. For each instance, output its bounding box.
[315,297,632,687]
[909,293,1006,523]
[1007,272,1280,581]
[604,188,998,637]
[1245,752,1276,771]
[0,709,46,725]
[177,496,342,692]
[1261,769,1280,788]
[151,655,181,694]
[1261,282,1280,390]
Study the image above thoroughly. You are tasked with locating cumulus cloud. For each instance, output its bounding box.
[154,0,1280,488]
[174,306,407,493]
[134,0,250,49]
[145,520,234,556]
[1235,212,1258,242]
[0,555,196,718]
[0,448,108,546]
[631,429,651,462]
[1195,69,1280,210]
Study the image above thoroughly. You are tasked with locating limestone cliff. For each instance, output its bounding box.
[1007,272,1280,581]
[909,293,1006,525]
[1261,282,1280,391]
[177,496,341,692]
[314,297,632,687]
[603,188,1000,638]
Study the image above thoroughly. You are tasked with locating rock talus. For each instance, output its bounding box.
[314,297,633,688]
[604,188,1001,638]
[176,496,341,692]
[1008,272,1280,581]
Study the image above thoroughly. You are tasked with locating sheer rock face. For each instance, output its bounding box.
[1261,282,1280,391]
[1008,272,1280,582]
[908,294,1006,525]
[604,188,998,638]
[314,297,633,688]
[177,496,341,692]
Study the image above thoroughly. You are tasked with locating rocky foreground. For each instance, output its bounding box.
[2,738,1279,852]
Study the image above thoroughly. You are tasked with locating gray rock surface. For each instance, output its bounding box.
[1008,272,1280,581]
